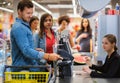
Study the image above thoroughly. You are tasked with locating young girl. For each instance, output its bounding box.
[82,34,120,78]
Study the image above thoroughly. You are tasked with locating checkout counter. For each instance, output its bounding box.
[54,51,120,83]
[55,65,120,83]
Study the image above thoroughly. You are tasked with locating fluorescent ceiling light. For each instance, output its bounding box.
[72,0,77,15]
[32,1,52,14]
[0,7,13,13]
[67,13,80,17]
[48,4,73,8]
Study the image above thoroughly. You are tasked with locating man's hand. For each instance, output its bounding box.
[44,53,63,61]
[49,53,63,61]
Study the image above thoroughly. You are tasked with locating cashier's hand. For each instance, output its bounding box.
[44,53,63,61]
[82,66,92,74]
[85,57,92,67]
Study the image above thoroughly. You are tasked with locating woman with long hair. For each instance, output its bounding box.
[76,18,92,52]
[34,13,57,70]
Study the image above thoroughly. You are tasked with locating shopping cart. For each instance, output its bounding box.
[3,65,52,83]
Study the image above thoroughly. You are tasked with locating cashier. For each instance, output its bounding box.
[82,34,120,78]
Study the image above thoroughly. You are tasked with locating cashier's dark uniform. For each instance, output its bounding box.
[90,51,120,78]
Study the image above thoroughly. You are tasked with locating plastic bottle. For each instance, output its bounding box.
[115,3,120,15]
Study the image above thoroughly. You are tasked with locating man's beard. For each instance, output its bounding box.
[22,17,30,23]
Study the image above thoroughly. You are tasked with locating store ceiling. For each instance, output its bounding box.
[0,0,73,16]
[34,0,73,16]
[0,0,120,17]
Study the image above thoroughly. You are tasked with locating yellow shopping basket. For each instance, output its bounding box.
[3,65,52,83]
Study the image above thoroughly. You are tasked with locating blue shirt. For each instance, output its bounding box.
[10,18,44,71]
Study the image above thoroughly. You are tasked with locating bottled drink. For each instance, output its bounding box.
[115,3,120,15]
